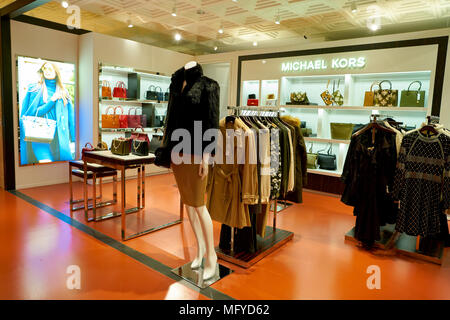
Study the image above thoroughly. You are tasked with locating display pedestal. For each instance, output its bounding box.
[216,226,294,269]
[345,224,396,249]
[395,234,444,265]
[171,261,233,289]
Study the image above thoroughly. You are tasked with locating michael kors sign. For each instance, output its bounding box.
[281,57,366,72]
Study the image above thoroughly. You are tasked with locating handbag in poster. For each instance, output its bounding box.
[22,111,57,143]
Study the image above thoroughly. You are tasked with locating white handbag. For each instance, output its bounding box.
[22,110,57,143]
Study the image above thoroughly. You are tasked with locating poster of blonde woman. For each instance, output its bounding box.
[18,56,76,166]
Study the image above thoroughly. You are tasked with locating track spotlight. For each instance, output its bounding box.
[61,1,69,8]
[351,2,357,13]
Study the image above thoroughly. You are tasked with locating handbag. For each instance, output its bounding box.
[146,85,158,100]
[102,106,119,128]
[22,111,57,143]
[301,128,312,137]
[374,80,398,107]
[266,93,277,106]
[101,80,112,99]
[131,140,149,156]
[149,134,163,153]
[247,99,259,106]
[116,106,128,128]
[400,81,425,107]
[137,108,147,128]
[306,143,318,169]
[130,126,150,144]
[127,108,141,128]
[289,92,309,105]
[317,144,337,171]
[113,81,127,99]
[332,79,344,106]
[364,81,379,106]
[301,121,306,128]
[330,123,354,140]
[164,88,170,101]
[156,86,164,102]
[320,80,333,106]
[111,138,132,156]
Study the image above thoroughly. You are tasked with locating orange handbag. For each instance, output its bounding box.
[101,80,112,99]
[102,106,119,128]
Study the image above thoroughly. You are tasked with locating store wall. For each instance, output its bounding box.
[202,62,231,118]
[0,83,4,189]
[79,32,193,149]
[11,21,79,189]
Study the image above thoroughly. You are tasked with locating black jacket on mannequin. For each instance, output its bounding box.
[163,64,220,156]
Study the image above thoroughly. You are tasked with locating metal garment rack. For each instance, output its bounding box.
[215,106,293,268]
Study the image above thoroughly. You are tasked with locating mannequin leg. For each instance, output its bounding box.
[185,205,206,269]
[194,205,218,280]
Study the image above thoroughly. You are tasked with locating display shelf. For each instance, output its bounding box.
[308,168,342,177]
[280,105,428,112]
[101,127,163,133]
[304,137,350,145]
[99,98,168,105]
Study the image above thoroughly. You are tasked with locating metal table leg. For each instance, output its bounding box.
[121,167,127,240]
[141,165,145,209]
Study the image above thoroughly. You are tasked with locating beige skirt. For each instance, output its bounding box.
[171,155,207,207]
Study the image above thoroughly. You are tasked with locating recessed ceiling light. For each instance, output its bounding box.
[275,19,280,25]
[253,41,258,46]
[61,1,69,8]
[275,9,280,25]
[214,46,218,51]
[351,2,357,13]
[369,23,380,31]
[232,0,238,2]
[171,11,177,17]
[174,33,181,41]
[128,23,134,28]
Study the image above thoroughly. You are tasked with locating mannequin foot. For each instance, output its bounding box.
[202,253,218,280]
[191,246,206,269]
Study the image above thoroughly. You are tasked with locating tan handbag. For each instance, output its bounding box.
[364,81,379,106]
[374,80,398,107]
[320,80,333,106]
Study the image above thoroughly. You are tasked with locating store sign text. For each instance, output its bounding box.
[281,57,366,72]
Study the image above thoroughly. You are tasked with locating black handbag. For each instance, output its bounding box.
[149,134,163,153]
[317,144,337,170]
[146,85,163,101]
[164,88,170,102]
[301,121,306,128]
[131,140,149,156]
[154,146,171,168]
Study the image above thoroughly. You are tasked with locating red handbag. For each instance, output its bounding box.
[131,126,150,144]
[136,108,147,128]
[116,106,128,128]
[82,142,94,156]
[247,99,259,106]
[127,108,141,128]
[113,81,127,99]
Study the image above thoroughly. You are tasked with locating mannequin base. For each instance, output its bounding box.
[216,226,294,269]
[345,224,396,250]
[396,234,444,265]
[171,261,233,289]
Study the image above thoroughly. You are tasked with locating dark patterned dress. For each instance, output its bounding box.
[393,130,450,237]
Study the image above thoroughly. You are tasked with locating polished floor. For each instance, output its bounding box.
[1,173,449,300]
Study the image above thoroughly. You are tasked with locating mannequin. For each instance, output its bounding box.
[174,61,218,280]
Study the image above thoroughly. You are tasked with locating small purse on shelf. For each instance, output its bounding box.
[164,88,170,102]
[400,81,425,107]
[116,106,128,129]
[113,81,127,99]
[332,79,344,106]
[111,138,132,156]
[247,94,259,106]
[266,93,277,106]
[317,143,337,171]
[102,106,119,129]
[136,108,147,128]
[306,143,318,169]
[320,80,334,106]
[364,81,379,106]
[146,85,158,100]
[330,123,354,140]
[132,140,149,156]
[127,108,141,128]
[374,80,398,107]
[289,92,309,105]
[101,80,112,99]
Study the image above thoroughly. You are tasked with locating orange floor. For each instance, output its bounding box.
[1,173,449,300]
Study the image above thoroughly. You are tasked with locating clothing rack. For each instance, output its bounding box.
[215,106,294,268]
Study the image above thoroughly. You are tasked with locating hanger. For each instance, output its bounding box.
[353,114,396,144]
[419,116,439,137]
